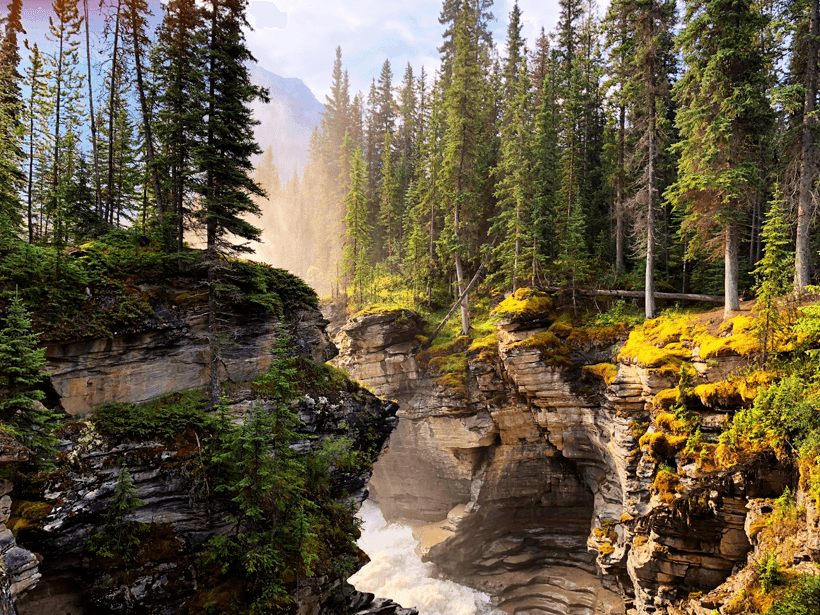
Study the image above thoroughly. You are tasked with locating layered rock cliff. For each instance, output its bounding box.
[0,269,413,615]
[330,295,799,615]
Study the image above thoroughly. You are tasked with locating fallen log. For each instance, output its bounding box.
[544,288,724,303]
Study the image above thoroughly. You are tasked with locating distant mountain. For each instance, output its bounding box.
[247,63,324,179]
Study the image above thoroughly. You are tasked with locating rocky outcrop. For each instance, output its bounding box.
[14,382,405,615]
[45,281,336,415]
[332,301,793,615]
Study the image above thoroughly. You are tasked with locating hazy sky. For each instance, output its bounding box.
[14,0,582,102]
[245,0,567,101]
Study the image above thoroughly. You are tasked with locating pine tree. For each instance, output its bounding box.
[154,0,206,253]
[755,187,794,362]
[0,293,58,456]
[438,0,490,335]
[492,53,535,292]
[342,145,371,303]
[195,0,268,405]
[378,131,400,266]
[0,0,25,236]
[666,0,773,315]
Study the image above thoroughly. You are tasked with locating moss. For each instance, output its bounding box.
[655,412,692,435]
[634,535,649,549]
[652,468,682,497]
[353,304,415,319]
[618,316,693,368]
[492,288,552,320]
[566,323,631,349]
[749,515,770,539]
[653,388,680,411]
[8,500,54,537]
[583,363,617,385]
[548,320,574,337]
[598,542,615,557]
[620,513,634,522]
[639,431,688,461]
[468,329,498,362]
[511,330,562,351]
[629,420,649,440]
[694,316,761,359]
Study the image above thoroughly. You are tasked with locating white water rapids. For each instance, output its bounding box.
[349,500,502,615]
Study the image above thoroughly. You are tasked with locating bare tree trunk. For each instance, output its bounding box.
[725,223,740,315]
[83,0,102,215]
[128,0,165,219]
[796,0,819,290]
[616,102,625,275]
[27,62,37,244]
[206,1,219,406]
[107,0,121,224]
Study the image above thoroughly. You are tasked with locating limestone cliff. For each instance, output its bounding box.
[0,274,413,615]
[330,297,800,615]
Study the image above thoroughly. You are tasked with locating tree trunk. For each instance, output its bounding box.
[725,222,740,315]
[107,0,121,224]
[27,61,37,244]
[206,0,218,406]
[83,0,102,215]
[128,0,164,219]
[616,102,625,275]
[796,0,819,290]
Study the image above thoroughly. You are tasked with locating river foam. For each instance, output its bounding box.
[349,500,501,615]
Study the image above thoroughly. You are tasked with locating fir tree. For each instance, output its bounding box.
[755,187,794,363]
[0,293,58,456]
[666,0,773,315]
[342,145,371,303]
[195,0,268,405]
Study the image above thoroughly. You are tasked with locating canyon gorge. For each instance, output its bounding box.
[0,283,813,615]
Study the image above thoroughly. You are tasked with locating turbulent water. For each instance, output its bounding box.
[350,500,501,615]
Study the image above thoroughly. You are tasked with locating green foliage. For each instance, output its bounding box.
[758,552,781,594]
[755,187,794,361]
[0,292,59,460]
[765,574,820,615]
[85,463,148,562]
[342,144,372,304]
[93,390,211,439]
[592,300,644,326]
[232,260,318,315]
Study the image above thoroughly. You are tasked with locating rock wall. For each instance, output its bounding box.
[45,282,336,415]
[331,307,793,615]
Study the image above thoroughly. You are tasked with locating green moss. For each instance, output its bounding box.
[8,499,54,537]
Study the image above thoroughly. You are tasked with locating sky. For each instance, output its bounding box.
[245,0,568,101]
[13,0,578,103]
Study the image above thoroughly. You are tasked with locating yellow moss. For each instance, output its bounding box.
[620,513,634,522]
[694,317,761,359]
[583,363,617,385]
[655,412,691,435]
[639,431,688,460]
[618,316,693,368]
[653,388,679,411]
[492,288,552,320]
[511,331,562,351]
[548,320,574,337]
[749,516,770,539]
[629,420,649,440]
[468,330,498,351]
[652,469,682,496]
[598,542,615,557]
[694,380,744,407]
[736,371,775,403]
[633,535,649,548]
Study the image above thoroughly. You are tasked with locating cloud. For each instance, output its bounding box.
[248,1,288,29]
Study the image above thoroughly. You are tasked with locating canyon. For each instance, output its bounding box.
[0,281,812,615]
[329,295,804,615]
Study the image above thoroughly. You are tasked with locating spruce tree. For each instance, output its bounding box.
[0,293,58,456]
[343,145,371,303]
[755,187,794,362]
[666,0,773,315]
[195,0,268,405]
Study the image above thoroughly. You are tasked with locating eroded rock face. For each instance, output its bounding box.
[46,285,336,415]
[14,387,405,615]
[332,307,789,615]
